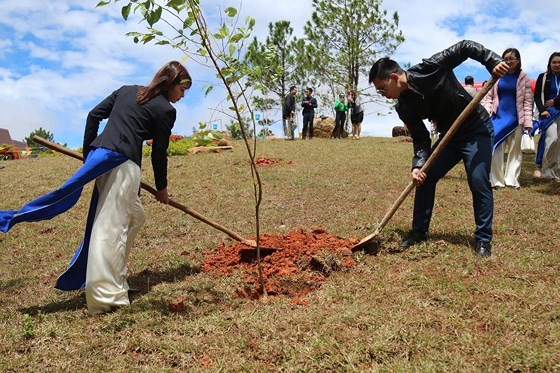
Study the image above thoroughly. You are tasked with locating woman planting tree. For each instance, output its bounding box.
[0,61,192,314]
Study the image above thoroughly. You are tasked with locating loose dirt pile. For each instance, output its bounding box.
[201,227,358,300]
[254,157,294,167]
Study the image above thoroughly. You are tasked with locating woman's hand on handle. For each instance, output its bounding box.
[155,187,169,204]
[411,169,426,186]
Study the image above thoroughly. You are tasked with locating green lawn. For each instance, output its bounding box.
[1,137,559,371]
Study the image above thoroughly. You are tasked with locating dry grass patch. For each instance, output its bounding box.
[1,137,559,371]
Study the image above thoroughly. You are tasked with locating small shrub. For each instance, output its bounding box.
[22,314,34,340]
[192,130,223,146]
[142,138,198,157]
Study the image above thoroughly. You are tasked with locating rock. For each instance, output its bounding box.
[188,146,233,155]
[392,125,410,137]
[311,117,348,138]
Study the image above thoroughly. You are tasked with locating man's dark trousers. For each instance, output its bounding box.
[302,113,314,139]
[412,120,494,243]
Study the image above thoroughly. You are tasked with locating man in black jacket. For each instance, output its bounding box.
[283,86,297,140]
[369,40,509,257]
[301,87,318,139]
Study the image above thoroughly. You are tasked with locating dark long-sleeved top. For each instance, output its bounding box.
[283,93,296,119]
[534,72,560,114]
[302,96,318,115]
[396,40,502,169]
[83,85,176,190]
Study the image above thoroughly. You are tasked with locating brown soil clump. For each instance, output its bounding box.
[201,227,358,299]
[254,157,294,167]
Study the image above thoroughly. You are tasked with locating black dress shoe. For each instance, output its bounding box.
[401,231,427,248]
[475,240,492,257]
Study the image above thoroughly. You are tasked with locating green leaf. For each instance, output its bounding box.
[150,28,163,36]
[204,85,214,96]
[254,66,262,79]
[121,4,132,20]
[183,17,194,29]
[228,44,236,56]
[230,33,243,43]
[141,34,155,44]
[247,17,255,30]
[167,0,186,12]
[146,6,162,27]
[96,1,111,7]
[224,7,237,17]
[220,23,229,38]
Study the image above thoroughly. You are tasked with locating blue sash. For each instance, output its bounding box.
[530,106,560,136]
[0,148,128,290]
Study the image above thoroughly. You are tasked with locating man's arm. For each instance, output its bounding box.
[311,97,318,109]
[396,97,432,171]
[407,120,432,170]
[284,95,291,113]
[427,40,502,75]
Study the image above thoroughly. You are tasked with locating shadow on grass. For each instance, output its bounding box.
[18,263,200,315]
[532,179,560,195]
[0,278,25,291]
[355,228,474,257]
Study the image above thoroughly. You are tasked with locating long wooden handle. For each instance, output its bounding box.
[355,76,498,248]
[32,136,253,245]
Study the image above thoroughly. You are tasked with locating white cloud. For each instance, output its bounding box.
[0,0,559,146]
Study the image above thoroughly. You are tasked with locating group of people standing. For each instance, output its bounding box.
[282,86,364,140]
[468,50,560,188]
[284,85,318,140]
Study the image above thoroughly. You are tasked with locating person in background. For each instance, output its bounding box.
[533,52,560,182]
[0,61,192,314]
[283,86,297,140]
[347,89,364,139]
[301,87,318,140]
[464,75,478,97]
[332,93,348,139]
[483,48,533,189]
[369,40,509,257]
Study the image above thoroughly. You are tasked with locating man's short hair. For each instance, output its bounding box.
[306,87,313,94]
[464,75,474,85]
[289,85,297,91]
[369,57,403,83]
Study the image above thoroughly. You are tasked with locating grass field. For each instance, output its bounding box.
[1,137,559,371]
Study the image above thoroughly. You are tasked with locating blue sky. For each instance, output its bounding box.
[1,0,559,148]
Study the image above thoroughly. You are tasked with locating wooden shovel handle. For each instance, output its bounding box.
[32,136,253,246]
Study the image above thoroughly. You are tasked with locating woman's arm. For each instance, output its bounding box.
[521,74,534,129]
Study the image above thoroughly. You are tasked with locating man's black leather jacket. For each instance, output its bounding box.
[396,40,502,169]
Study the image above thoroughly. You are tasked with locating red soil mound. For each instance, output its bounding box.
[201,227,358,299]
[254,157,294,167]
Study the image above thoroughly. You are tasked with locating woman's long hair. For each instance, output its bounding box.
[137,61,191,105]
